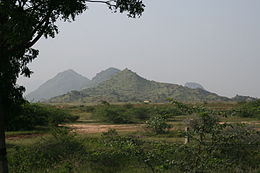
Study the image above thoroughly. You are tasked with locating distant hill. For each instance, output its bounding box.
[231,95,258,102]
[26,69,91,102]
[185,82,205,90]
[49,69,230,103]
[86,67,121,88]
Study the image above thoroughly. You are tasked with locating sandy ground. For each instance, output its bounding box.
[68,121,260,134]
[6,120,260,140]
[66,123,144,134]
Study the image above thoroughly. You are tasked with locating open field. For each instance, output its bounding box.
[7,101,260,141]
[5,101,260,173]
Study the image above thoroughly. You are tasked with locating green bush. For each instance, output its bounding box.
[8,128,86,173]
[183,112,260,172]
[92,103,193,124]
[152,105,183,117]
[80,105,95,112]
[233,100,260,119]
[7,124,260,173]
[93,105,134,123]
[125,106,150,121]
[145,114,172,134]
[7,103,79,130]
[93,105,152,124]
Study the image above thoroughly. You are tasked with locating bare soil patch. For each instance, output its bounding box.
[66,123,144,134]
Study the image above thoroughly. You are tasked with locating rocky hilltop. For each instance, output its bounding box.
[185,82,205,90]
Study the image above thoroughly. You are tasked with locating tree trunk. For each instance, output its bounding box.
[0,96,8,173]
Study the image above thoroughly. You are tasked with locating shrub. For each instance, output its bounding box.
[46,106,79,126]
[8,128,86,173]
[125,106,150,121]
[152,105,183,117]
[233,100,260,119]
[145,114,172,134]
[93,105,151,124]
[93,105,134,123]
[80,105,95,112]
[88,129,142,173]
[7,103,79,130]
[183,112,260,172]
[92,102,196,124]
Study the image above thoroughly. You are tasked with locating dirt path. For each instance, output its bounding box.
[66,123,144,134]
[6,120,260,140]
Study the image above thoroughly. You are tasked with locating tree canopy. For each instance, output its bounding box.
[0,0,144,172]
[0,0,145,122]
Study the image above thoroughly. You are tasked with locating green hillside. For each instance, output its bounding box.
[85,67,121,89]
[49,69,230,103]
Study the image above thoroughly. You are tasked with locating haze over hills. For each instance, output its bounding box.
[49,69,230,103]
[26,68,121,102]
[26,69,91,101]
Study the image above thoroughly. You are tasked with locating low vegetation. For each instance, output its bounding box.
[232,100,260,119]
[145,114,172,134]
[7,113,260,173]
[6,100,260,172]
[83,101,194,124]
[6,103,79,131]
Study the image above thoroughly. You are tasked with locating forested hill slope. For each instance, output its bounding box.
[49,69,230,103]
[91,67,121,84]
[85,67,121,89]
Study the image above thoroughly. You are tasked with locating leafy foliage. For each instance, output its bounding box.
[8,123,260,173]
[145,114,172,134]
[232,100,260,119]
[1,1,145,172]
[6,103,79,130]
[91,102,192,124]
[92,104,151,123]
[93,105,133,123]
[8,128,86,173]
[0,0,145,107]
[183,112,260,172]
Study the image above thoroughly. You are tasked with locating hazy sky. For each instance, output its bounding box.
[18,0,260,98]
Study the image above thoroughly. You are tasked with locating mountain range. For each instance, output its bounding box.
[26,68,120,101]
[48,68,230,103]
[27,68,257,103]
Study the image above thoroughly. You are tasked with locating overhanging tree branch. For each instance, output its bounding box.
[27,19,50,48]
[85,0,116,7]
[0,1,144,172]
